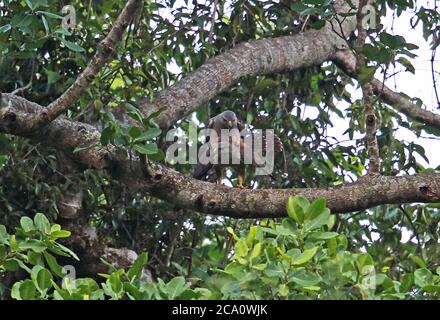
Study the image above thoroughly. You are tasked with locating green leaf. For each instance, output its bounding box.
[304,208,331,232]
[109,272,123,294]
[50,230,71,239]
[264,262,284,278]
[397,57,415,73]
[133,143,159,155]
[305,197,326,221]
[250,243,262,259]
[278,284,289,297]
[34,213,50,234]
[286,196,308,224]
[308,231,338,240]
[147,148,165,161]
[10,235,18,250]
[409,254,426,268]
[33,266,53,291]
[20,216,35,232]
[127,252,148,282]
[291,3,309,13]
[100,126,114,146]
[164,276,188,299]
[336,234,348,250]
[292,246,319,266]
[110,77,125,89]
[227,227,239,241]
[11,280,37,300]
[310,19,325,29]
[59,38,85,52]
[11,15,34,28]
[362,44,378,59]
[414,268,432,288]
[379,32,406,49]
[125,103,143,122]
[24,0,36,10]
[234,239,249,258]
[358,66,377,85]
[134,128,162,142]
[54,243,79,260]
[41,15,49,34]
[19,239,47,253]
[246,226,258,246]
[422,285,440,294]
[143,107,166,124]
[0,24,12,33]
[288,270,321,287]
[252,263,267,271]
[400,273,413,293]
[326,237,337,256]
[326,214,336,229]
[0,225,8,243]
[44,68,61,84]
[37,11,63,19]
[27,251,43,265]
[128,126,142,140]
[3,259,20,271]
[356,253,374,273]
[54,27,72,36]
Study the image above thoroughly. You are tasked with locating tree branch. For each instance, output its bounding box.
[1,93,440,219]
[331,50,440,130]
[24,0,143,131]
[2,1,440,219]
[140,0,358,129]
[354,0,380,173]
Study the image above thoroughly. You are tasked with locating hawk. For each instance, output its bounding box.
[192,110,284,188]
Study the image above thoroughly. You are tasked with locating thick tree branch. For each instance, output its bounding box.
[331,50,440,130]
[2,94,440,219]
[2,1,439,219]
[19,0,143,132]
[354,0,380,173]
[140,0,358,129]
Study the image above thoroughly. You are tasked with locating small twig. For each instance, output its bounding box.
[11,58,35,96]
[399,205,422,253]
[208,0,218,42]
[300,15,310,32]
[29,0,143,130]
[431,48,440,108]
[164,213,185,267]
[354,0,380,174]
[139,154,154,179]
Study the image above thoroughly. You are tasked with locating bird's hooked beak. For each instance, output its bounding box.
[227,120,233,128]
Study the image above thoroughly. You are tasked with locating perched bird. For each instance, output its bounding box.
[193,110,284,188]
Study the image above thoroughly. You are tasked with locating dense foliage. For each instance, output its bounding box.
[2,200,440,299]
[0,0,439,299]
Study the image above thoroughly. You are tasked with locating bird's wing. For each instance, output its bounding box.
[258,131,283,153]
[192,115,218,180]
[192,161,213,180]
[243,130,286,174]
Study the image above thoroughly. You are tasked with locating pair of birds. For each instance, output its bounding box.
[192,110,284,188]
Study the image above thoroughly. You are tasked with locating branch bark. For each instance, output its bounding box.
[1,93,440,219]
